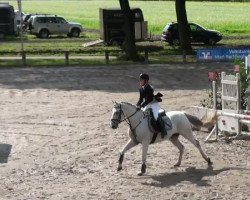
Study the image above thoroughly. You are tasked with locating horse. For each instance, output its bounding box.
[110,101,215,176]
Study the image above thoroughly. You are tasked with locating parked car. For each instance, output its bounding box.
[27,14,83,38]
[22,13,49,30]
[161,22,222,45]
[23,13,51,24]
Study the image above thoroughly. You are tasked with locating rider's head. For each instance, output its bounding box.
[139,73,149,86]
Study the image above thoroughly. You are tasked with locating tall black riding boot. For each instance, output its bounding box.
[158,116,167,138]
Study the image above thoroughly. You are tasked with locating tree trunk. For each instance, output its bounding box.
[175,0,192,51]
[119,0,139,61]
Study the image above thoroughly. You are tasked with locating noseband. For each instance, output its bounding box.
[111,104,138,125]
[111,104,143,144]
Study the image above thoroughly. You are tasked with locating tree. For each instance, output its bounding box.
[119,0,139,61]
[175,0,192,50]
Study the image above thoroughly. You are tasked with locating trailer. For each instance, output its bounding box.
[99,8,148,46]
[0,3,17,38]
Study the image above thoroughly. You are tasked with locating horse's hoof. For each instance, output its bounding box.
[207,158,213,166]
[174,163,180,167]
[137,172,144,176]
[117,166,122,171]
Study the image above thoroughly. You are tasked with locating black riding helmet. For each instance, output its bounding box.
[139,73,149,81]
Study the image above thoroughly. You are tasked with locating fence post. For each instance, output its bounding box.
[182,50,186,63]
[144,50,148,64]
[212,81,218,138]
[65,51,69,65]
[21,51,26,66]
[105,51,109,64]
[205,80,218,142]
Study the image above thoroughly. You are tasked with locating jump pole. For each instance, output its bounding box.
[219,112,250,121]
[205,81,218,142]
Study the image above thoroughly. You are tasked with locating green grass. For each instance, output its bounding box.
[4,0,250,35]
[0,0,249,60]
[0,54,194,67]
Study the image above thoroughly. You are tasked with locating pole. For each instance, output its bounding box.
[17,0,24,53]
[219,112,250,120]
[212,81,218,139]
[205,81,218,142]
[105,51,109,65]
[65,52,69,65]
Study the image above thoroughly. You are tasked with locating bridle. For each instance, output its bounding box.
[111,104,142,143]
[111,104,138,125]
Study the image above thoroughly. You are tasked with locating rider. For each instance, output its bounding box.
[136,73,167,138]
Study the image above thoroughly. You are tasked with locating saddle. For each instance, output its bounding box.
[144,108,172,143]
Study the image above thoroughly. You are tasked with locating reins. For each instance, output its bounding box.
[112,104,143,143]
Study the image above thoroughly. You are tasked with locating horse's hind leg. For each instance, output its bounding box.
[170,134,184,167]
[117,139,138,171]
[183,131,212,165]
[195,139,212,165]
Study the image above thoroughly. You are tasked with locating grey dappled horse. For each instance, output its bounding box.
[110,102,214,176]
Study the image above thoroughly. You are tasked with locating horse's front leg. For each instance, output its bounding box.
[138,142,149,176]
[117,139,137,171]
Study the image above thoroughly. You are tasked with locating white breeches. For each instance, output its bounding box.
[143,101,161,120]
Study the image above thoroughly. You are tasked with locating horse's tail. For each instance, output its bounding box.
[184,111,217,129]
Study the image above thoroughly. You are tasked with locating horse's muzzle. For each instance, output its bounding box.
[110,122,118,129]
[110,124,117,129]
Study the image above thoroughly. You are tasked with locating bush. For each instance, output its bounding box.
[234,58,249,109]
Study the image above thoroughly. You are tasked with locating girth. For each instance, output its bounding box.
[144,108,172,144]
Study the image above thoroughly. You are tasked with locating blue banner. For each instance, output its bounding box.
[197,48,250,61]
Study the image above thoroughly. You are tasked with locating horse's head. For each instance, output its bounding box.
[110,102,124,129]
[110,101,138,129]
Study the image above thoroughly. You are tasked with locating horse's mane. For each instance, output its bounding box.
[120,102,136,108]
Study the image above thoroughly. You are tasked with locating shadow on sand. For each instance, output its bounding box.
[0,143,12,163]
[0,63,233,92]
[141,166,249,187]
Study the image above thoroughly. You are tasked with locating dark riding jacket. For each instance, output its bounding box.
[137,84,154,108]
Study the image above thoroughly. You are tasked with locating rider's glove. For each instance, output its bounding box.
[136,105,141,110]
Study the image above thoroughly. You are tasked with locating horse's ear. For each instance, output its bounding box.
[112,101,118,105]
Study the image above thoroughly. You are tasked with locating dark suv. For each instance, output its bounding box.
[161,22,222,45]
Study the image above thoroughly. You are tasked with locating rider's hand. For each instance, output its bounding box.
[136,105,141,110]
